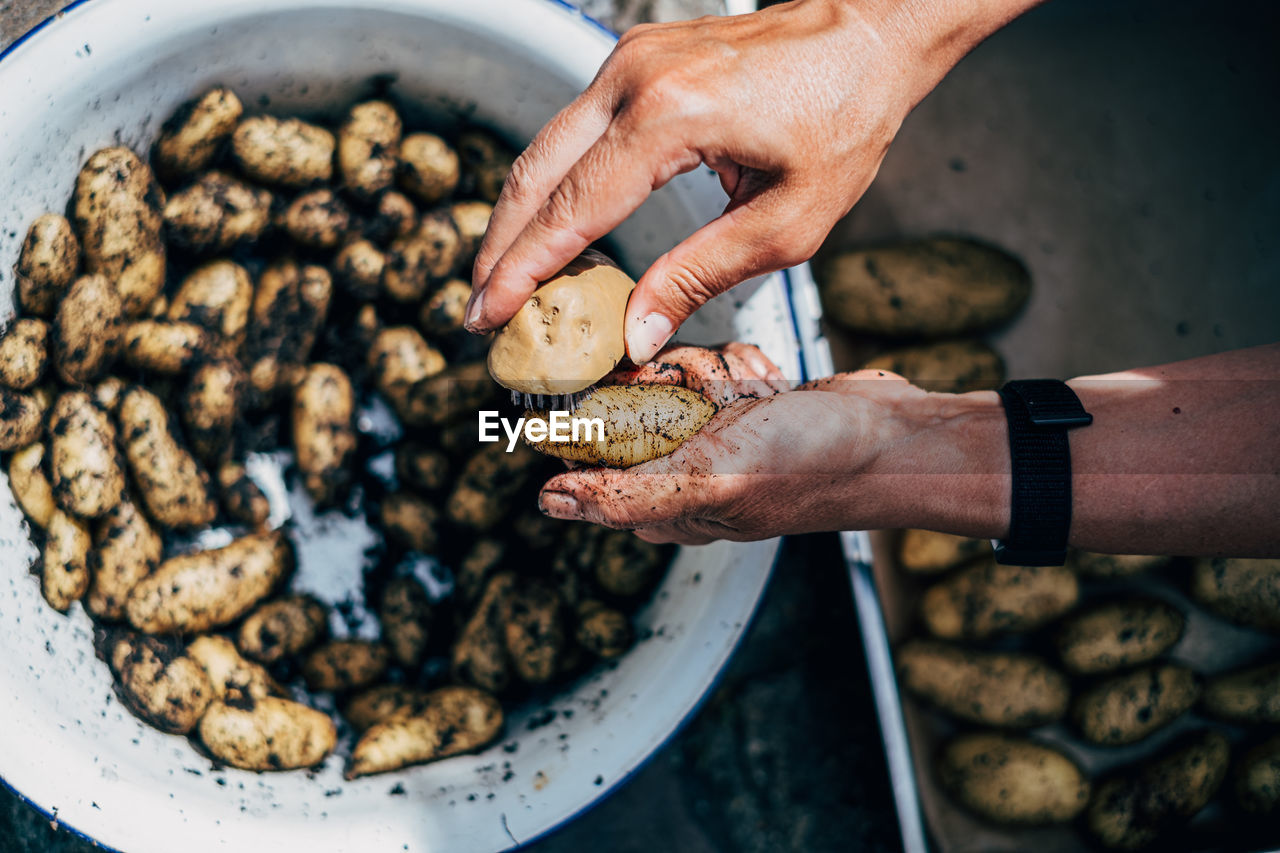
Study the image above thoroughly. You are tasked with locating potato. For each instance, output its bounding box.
[1072,551,1172,579]
[338,100,402,200]
[91,376,127,414]
[111,634,213,735]
[452,571,516,693]
[85,498,162,621]
[231,115,335,188]
[379,575,432,668]
[897,529,991,574]
[126,532,291,634]
[199,696,337,771]
[382,212,461,302]
[488,250,636,397]
[450,200,492,258]
[16,213,80,317]
[503,580,565,684]
[1054,598,1185,675]
[1190,557,1280,632]
[168,260,254,349]
[245,260,332,400]
[121,320,212,375]
[398,360,496,428]
[346,685,503,778]
[53,273,124,383]
[8,442,54,528]
[896,640,1069,727]
[163,171,273,254]
[379,491,440,554]
[1201,661,1280,723]
[284,189,352,250]
[419,278,472,337]
[1236,734,1280,814]
[576,600,632,660]
[333,239,386,300]
[920,561,1079,640]
[512,509,565,551]
[48,391,124,518]
[819,238,1031,337]
[365,190,418,246]
[394,442,449,493]
[72,147,166,316]
[596,530,665,598]
[1087,730,1228,849]
[237,594,329,664]
[397,132,459,204]
[1072,663,1199,745]
[457,130,514,203]
[366,326,445,414]
[864,339,1005,393]
[552,522,606,607]
[301,640,390,692]
[118,386,217,528]
[445,442,540,530]
[152,87,244,180]
[288,363,355,505]
[937,733,1089,825]
[343,684,433,733]
[186,635,282,701]
[41,509,91,612]
[216,461,271,528]
[0,319,49,390]
[455,538,505,606]
[181,359,245,462]
[0,387,46,451]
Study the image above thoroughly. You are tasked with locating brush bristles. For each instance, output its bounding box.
[510,387,594,411]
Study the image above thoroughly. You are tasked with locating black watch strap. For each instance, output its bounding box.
[994,379,1093,566]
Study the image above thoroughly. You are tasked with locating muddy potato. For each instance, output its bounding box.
[41,509,91,612]
[121,320,212,375]
[446,442,539,530]
[1190,557,1280,632]
[85,498,162,621]
[863,340,1006,393]
[512,509,565,551]
[48,391,124,518]
[163,171,273,254]
[937,733,1090,825]
[450,200,492,258]
[0,388,45,451]
[284,189,352,250]
[111,634,213,734]
[453,571,517,693]
[0,319,49,390]
[53,273,124,384]
[489,250,636,397]
[216,461,271,528]
[72,147,167,316]
[1072,551,1172,579]
[921,561,1079,640]
[1236,735,1280,814]
[231,115,335,188]
[366,326,445,414]
[576,600,632,660]
[16,213,80,317]
[379,576,432,668]
[1087,730,1228,850]
[237,594,329,664]
[168,260,254,349]
[126,532,291,634]
[503,580,565,684]
[152,87,244,180]
[92,376,127,414]
[397,132,459,204]
[1054,598,1185,675]
[291,363,355,505]
[199,695,337,771]
[394,442,450,494]
[399,361,496,428]
[456,538,506,606]
[302,640,390,692]
[896,640,1070,727]
[596,530,665,598]
[338,100,402,199]
[379,491,440,553]
[1072,663,1199,746]
[365,190,418,246]
[419,278,472,337]
[245,260,332,400]
[186,635,282,700]
[897,529,991,574]
[181,359,245,462]
[343,685,433,733]
[8,442,54,529]
[383,212,462,302]
[347,685,502,778]
[818,238,1031,338]
[118,386,217,528]
[333,239,386,300]
[457,131,514,203]
[1201,661,1280,723]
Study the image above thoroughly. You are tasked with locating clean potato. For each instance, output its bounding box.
[85,498,163,621]
[126,532,292,633]
[379,576,432,668]
[48,390,124,519]
[897,529,991,574]
[53,273,124,383]
[231,115,335,188]
[863,339,1005,393]
[152,87,244,180]
[397,132,459,204]
[41,509,91,612]
[1190,557,1280,632]
[920,561,1079,640]
[937,733,1090,825]
[16,213,80,317]
[7,442,54,528]
[338,100,402,199]
[292,363,356,505]
[346,685,503,778]
[199,696,337,771]
[896,640,1069,727]
[1072,663,1199,746]
[167,260,254,349]
[237,594,329,664]
[301,640,390,692]
[163,171,273,254]
[1236,735,1280,814]
[118,386,217,528]
[1201,660,1280,723]
[0,319,49,390]
[1054,598,1185,675]
[0,387,45,451]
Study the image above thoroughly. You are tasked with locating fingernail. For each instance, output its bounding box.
[626,313,674,364]
[463,288,486,332]
[539,490,581,519]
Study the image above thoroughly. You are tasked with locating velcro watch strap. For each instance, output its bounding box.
[994,379,1093,566]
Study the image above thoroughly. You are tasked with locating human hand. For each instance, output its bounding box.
[601,342,791,407]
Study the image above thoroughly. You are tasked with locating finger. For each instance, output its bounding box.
[598,359,685,388]
[633,523,718,547]
[538,465,717,528]
[721,342,790,389]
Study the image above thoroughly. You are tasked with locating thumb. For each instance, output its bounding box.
[538,465,715,528]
